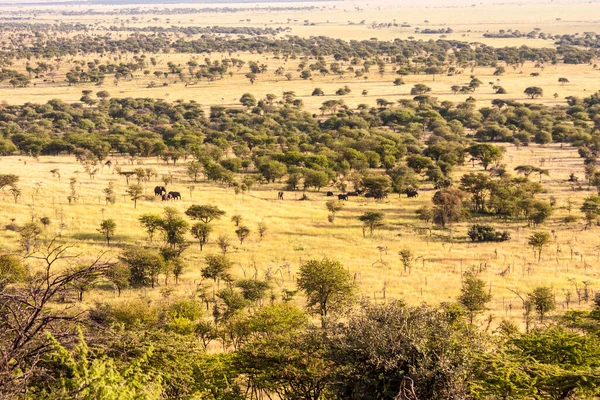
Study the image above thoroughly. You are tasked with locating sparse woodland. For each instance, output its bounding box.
[2,5,600,399]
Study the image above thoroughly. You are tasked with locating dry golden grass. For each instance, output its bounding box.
[1,0,599,325]
[1,56,597,115]
[1,142,599,323]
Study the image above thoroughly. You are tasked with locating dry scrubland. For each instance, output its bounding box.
[0,0,598,320]
[0,0,598,111]
[4,0,600,397]
[2,55,598,113]
[1,142,598,322]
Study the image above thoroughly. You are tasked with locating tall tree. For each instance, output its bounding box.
[98,219,116,246]
[296,258,355,328]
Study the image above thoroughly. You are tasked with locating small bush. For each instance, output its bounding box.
[109,299,160,328]
[467,224,510,242]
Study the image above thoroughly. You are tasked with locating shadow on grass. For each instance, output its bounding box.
[69,233,135,249]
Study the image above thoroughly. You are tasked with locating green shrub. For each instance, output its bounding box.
[467,225,510,242]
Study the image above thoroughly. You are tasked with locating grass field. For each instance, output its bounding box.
[2,141,598,323]
[1,0,599,325]
[1,56,597,114]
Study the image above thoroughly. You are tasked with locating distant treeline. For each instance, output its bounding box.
[0,91,598,188]
[0,34,596,66]
[0,22,290,36]
[0,5,326,16]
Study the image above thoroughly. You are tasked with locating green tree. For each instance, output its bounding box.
[459,173,492,212]
[581,195,600,227]
[103,263,130,296]
[469,144,503,170]
[138,214,162,242]
[524,86,543,99]
[528,287,556,321]
[43,332,162,399]
[398,249,413,273]
[0,174,18,190]
[303,169,329,191]
[186,161,202,182]
[259,160,287,183]
[98,219,116,246]
[0,254,27,289]
[202,254,231,286]
[185,205,225,224]
[458,270,491,324]
[126,184,143,209]
[296,258,355,328]
[359,211,384,237]
[528,232,551,262]
[432,187,467,228]
[18,222,42,253]
[424,66,443,81]
[239,93,257,108]
[103,181,116,205]
[120,248,164,288]
[410,83,431,95]
[257,222,267,240]
[361,175,391,200]
[326,200,344,223]
[231,214,242,227]
[328,301,475,399]
[235,226,250,245]
[159,207,189,250]
[190,222,212,251]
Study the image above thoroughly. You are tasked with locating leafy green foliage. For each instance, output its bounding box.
[297,258,355,327]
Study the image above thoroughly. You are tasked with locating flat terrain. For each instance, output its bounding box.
[1,56,597,114]
[1,142,597,321]
[0,0,599,323]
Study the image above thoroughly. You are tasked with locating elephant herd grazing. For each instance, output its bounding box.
[326,188,419,201]
[154,186,181,201]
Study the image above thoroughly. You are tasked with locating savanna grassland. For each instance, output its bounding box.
[3,0,600,399]
[0,144,596,315]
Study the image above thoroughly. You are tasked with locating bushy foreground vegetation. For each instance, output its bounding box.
[3,241,600,399]
[2,10,600,399]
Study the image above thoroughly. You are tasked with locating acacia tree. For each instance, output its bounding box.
[138,214,162,242]
[296,258,355,328]
[0,174,18,190]
[190,222,212,251]
[235,226,250,245]
[257,222,267,240]
[524,86,543,99]
[103,263,130,296]
[581,195,600,227]
[185,205,226,224]
[126,184,143,209]
[202,254,232,288]
[119,247,164,288]
[98,219,116,246]
[528,287,556,321]
[410,83,431,95]
[326,200,344,223]
[460,173,492,212]
[469,144,503,170]
[187,161,202,182]
[159,207,189,251]
[458,270,491,324]
[359,212,384,237]
[528,232,550,262]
